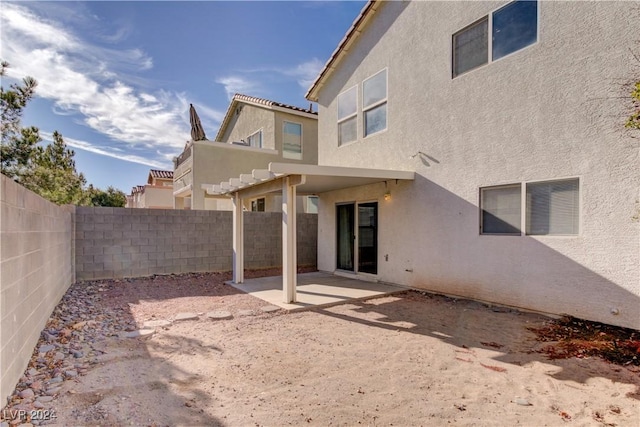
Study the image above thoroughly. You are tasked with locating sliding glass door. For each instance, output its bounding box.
[336,202,378,274]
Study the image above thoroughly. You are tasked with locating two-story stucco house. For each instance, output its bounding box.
[126,169,174,209]
[208,1,639,330]
[173,94,319,211]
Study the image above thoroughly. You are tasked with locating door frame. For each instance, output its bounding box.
[335,200,379,276]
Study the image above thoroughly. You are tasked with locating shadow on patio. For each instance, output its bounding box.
[229,271,406,310]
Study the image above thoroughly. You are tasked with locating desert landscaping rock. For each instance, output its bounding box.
[18,389,34,399]
[35,396,53,403]
[45,387,61,396]
[173,312,199,321]
[206,310,233,320]
[123,329,155,338]
[260,305,281,313]
[38,344,55,354]
[142,319,172,328]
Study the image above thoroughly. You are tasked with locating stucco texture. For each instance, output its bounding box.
[314,1,640,329]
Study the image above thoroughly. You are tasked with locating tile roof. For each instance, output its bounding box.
[306,0,378,102]
[232,94,317,115]
[131,185,145,194]
[149,169,173,179]
[214,93,317,141]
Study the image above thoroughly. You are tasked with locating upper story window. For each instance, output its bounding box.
[453,18,489,77]
[247,129,262,148]
[283,121,303,160]
[363,69,387,137]
[337,85,357,146]
[453,0,538,78]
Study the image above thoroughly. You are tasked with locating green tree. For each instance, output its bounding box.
[22,131,87,205]
[0,61,41,180]
[2,61,88,205]
[85,185,127,207]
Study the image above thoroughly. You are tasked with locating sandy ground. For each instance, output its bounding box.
[4,271,640,426]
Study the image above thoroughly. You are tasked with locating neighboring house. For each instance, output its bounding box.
[208,1,639,330]
[126,170,174,209]
[173,94,319,211]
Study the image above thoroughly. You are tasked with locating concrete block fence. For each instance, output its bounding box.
[1,180,317,406]
[74,207,318,280]
[1,176,75,406]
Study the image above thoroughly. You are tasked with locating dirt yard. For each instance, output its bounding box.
[3,270,639,426]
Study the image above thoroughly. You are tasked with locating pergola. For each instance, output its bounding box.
[202,162,414,303]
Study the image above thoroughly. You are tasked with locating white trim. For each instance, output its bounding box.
[173,184,193,197]
[268,163,414,180]
[335,200,380,277]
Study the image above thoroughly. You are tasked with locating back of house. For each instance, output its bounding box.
[307,1,639,329]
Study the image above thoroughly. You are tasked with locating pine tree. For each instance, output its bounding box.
[22,131,87,205]
[0,61,41,180]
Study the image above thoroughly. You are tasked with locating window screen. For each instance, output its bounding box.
[453,17,488,77]
[481,184,521,234]
[526,179,579,235]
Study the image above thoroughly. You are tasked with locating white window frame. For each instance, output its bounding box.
[452,0,539,78]
[306,195,319,214]
[479,183,522,236]
[362,68,388,138]
[480,176,580,237]
[337,84,358,146]
[282,120,303,160]
[247,129,263,148]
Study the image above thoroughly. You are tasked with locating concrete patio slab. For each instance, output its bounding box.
[228,271,406,310]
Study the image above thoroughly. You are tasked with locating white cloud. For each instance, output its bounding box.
[234,58,325,93]
[283,58,324,89]
[0,3,222,164]
[215,75,261,100]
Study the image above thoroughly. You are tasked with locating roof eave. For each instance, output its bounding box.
[305,0,379,102]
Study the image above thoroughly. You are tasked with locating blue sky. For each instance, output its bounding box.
[1,1,365,194]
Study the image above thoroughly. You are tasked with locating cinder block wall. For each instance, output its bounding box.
[75,208,317,280]
[0,175,75,405]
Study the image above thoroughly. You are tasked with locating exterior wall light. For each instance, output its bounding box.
[384,191,391,201]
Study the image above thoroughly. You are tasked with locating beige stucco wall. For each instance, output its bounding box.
[274,110,319,166]
[190,142,281,210]
[315,1,640,329]
[0,176,75,404]
[174,101,319,211]
[220,104,275,149]
[141,186,173,209]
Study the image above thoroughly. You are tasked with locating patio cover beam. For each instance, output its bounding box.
[232,192,244,284]
[282,174,305,303]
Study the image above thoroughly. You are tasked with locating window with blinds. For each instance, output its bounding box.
[480,178,579,236]
[526,179,579,235]
[452,0,538,78]
[481,184,521,234]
